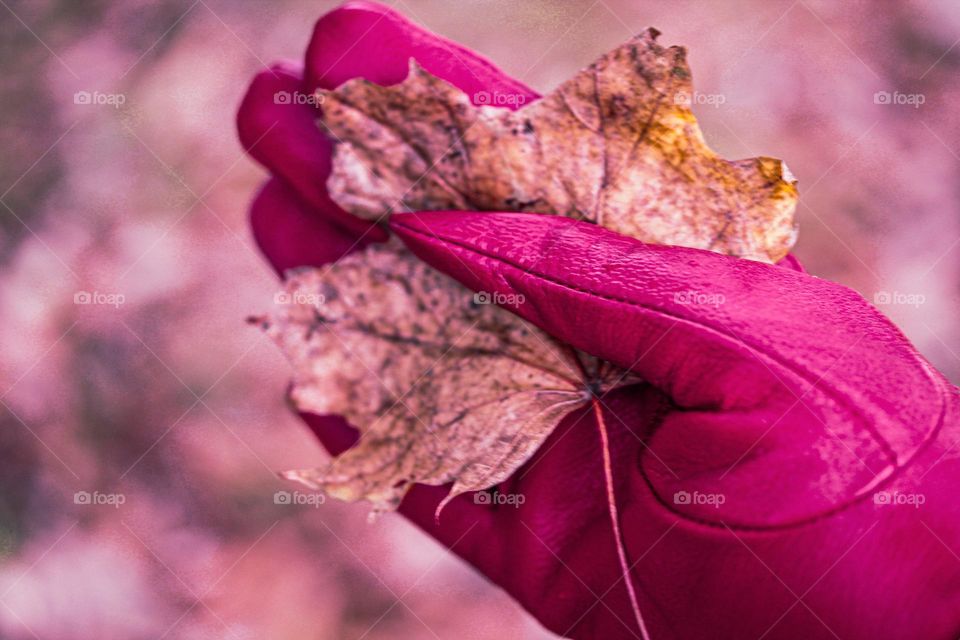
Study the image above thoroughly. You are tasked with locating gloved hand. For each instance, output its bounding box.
[238,3,960,638]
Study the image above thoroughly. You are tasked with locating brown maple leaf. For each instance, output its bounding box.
[321,28,798,263]
[260,29,802,515]
[257,240,635,515]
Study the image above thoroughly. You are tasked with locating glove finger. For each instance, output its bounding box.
[392,210,955,526]
[250,177,373,275]
[237,61,383,240]
[304,1,538,104]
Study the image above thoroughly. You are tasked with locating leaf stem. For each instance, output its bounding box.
[591,396,651,640]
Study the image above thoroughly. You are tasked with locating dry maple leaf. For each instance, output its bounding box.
[260,29,801,516]
[321,28,798,263]
[256,240,635,515]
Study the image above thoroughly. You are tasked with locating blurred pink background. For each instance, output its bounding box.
[1,1,957,638]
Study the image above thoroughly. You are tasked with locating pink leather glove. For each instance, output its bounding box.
[238,3,960,638]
